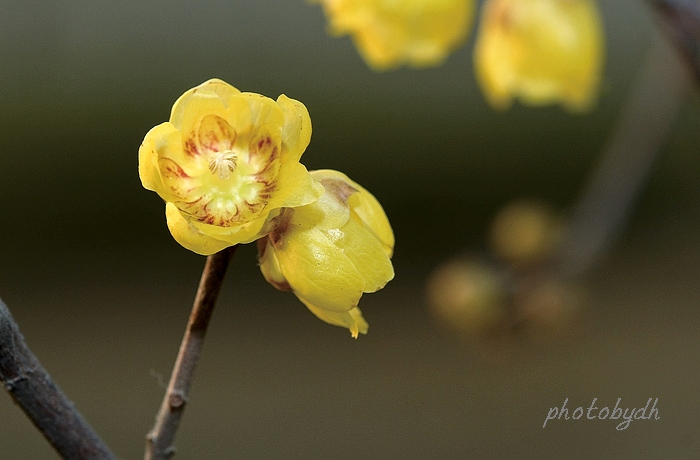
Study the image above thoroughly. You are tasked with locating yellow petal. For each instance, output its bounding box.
[312,169,395,256]
[284,182,350,231]
[189,213,269,245]
[197,78,243,106]
[158,126,211,180]
[333,216,394,293]
[170,80,233,135]
[275,226,365,312]
[264,163,325,213]
[277,94,312,162]
[165,202,232,255]
[258,237,291,291]
[241,92,287,133]
[221,93,254,137]
[301,299,369,338]
[474,0,604,112]
[139,122,173,194]
[349,191,394,257]
[314,0,475,71]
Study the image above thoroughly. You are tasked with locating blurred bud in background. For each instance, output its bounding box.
[473,0,605,112]
[513,275,588,343]
[427,199,588,353]
[489,199,564,267]
[426,257,509,337]
[312,0,475,70]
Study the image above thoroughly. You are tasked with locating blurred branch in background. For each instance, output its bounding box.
[650,0,700,81]
[0,299,116,460]
[557,0,700,276]
[556,32,691,277]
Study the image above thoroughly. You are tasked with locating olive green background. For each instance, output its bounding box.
[2,0,700,458]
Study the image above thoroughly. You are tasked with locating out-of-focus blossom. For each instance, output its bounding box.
[515,277,587,342]
[312,0,475,70]
[258,169,394,337]
[139,79,323,255]
[474,0,605,111]
[427,257,508,335]
[489,200,563,266]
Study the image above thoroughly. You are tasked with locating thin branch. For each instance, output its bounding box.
[556,33,690,277]
[649,0,700,81]
[145,245,237,460]
[0,299,117,460]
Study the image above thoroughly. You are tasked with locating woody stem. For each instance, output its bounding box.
[0,300,117,460]
[144,245,237,460]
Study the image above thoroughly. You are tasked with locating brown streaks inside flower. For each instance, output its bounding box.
[139,79,323,255]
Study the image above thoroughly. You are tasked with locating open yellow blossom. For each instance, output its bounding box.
[258,170,395,337]
[312,0,475,70]
[474,0,604,111]
[139,79,324,255]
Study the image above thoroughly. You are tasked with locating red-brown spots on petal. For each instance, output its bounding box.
[255,176,274,187]
[320,178,357,204]
[247,133,281,176]
[159,158,197,200]
[176,197,206,217]
[254,146,279,177]
[159,158,190,179]
[198,115,236,153]
[256,136,273,151]
[194,201,243,227]
[243,199,266,215]
[256,237,269,257]
[268,277,292,291]
[268,209,293,249]
[256,238,293,291]
[184,136,201,157]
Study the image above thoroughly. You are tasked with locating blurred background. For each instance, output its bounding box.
[1,0,700,458]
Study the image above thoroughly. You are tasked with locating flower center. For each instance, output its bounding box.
[208,150,238,180]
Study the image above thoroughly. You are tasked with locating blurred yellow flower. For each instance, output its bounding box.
[139,79,324,255]
[474,0,604,111]
[312,0,475,70]
[258,170,395,337]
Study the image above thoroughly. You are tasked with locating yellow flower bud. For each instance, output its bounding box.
[312,0,475,70]
[474,0,605,111]
[258,170,395,337]
[139,79,324,255]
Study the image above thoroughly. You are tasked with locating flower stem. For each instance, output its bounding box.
[144,245,237,460]
[0,299,117,460]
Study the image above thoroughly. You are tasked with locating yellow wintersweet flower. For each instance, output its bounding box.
[312,0,475,70]
[257,169,395,337]
[139,79,324,255]
[474,0,604,111]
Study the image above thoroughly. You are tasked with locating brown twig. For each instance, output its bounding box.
[144,245,237,460]
[0,299,117,460]
[649,0,700,81]
[555,33,690,277]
